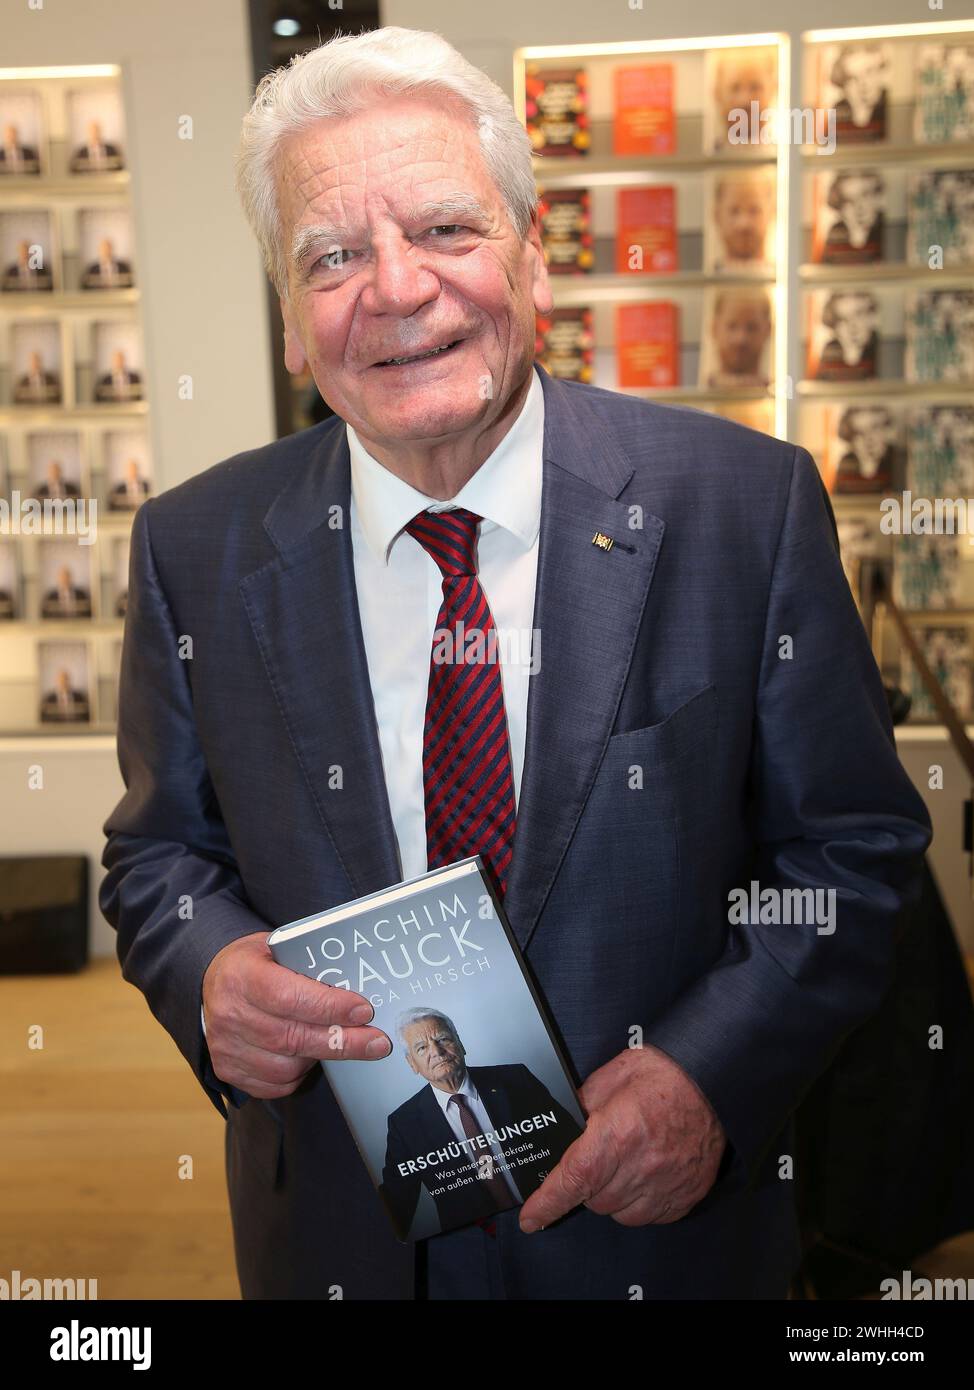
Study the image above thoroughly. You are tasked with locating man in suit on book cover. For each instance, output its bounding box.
[379,1007,582,1240]
[100,27,932,1301]
[0,123,40,173]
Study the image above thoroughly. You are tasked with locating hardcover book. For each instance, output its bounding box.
[822,400,896,494]
[805,288,878,383]
[914,45,974,145]
[612,63,675,155]
[700,285,773,390]
[901,626,973,722]
[906,170,974,269]
[704,168,776,275]
[616,300,679,388]
[538,187,594,275]
[907,405,974,497]
[615,186,677,274]
[817,43,890,145]
[524,65,589,157]
[535,305,594,383]
[905,290,974,384]
[267,856,586,1243]
[811,169,885,266]
[893,534,962,612]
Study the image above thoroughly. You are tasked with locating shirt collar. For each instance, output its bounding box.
[347,365,544,566]
[430,1069,478,1115]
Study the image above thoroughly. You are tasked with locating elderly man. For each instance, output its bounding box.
[379,1008,582,1241]
[100,27,931,1301]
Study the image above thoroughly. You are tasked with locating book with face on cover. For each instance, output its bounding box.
[266,855,586,1243]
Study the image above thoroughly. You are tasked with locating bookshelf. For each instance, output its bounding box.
[0,64,152,736]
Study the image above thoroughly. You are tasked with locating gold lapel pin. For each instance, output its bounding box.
[592,531,614,552]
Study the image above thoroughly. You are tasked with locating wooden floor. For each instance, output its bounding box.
[1,958,971,1301]
[0,958,239,1299]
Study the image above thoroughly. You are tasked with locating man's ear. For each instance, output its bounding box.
[280,294,308,375]
[526,207,553,317]
[405,1052,419,1075]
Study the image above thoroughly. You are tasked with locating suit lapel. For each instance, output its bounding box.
[239,425,401,902]
[240,368,665,943]
[502,368,664,951]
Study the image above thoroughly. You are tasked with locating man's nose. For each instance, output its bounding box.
[361,237,438,317]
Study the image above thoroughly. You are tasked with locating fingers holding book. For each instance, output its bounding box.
[202,930,392,1097]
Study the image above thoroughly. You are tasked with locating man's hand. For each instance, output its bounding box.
[202,932,392,1099]
[519,1045,725,1233]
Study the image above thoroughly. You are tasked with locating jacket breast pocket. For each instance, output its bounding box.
[556,685,719,973]
[603,684,718,818]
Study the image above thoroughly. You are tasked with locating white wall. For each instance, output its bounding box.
[2,0,277,488]
[1,0,275,959]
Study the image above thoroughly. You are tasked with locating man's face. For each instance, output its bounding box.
[402,1017,466,1092]
[849,412,892,473]
[275,95,551,452]
[833,297,875,361]
[838,178,880,242]
[842,51,884,112]
[713,297,770,373]
[717,59,771,115]
[715,182,769,259]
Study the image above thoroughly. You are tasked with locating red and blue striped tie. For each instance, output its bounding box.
[404,507,517,897]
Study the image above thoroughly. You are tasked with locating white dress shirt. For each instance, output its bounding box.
[347,366,544,881]
[431,1069,523,1202]
[201,369,545,1043]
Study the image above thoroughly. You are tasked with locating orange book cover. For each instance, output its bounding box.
[613,64,675,155]
[616,187,678,274]
[616,302,680,387]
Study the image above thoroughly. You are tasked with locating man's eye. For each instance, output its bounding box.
[313,248,353,271]
[429,224,463,237]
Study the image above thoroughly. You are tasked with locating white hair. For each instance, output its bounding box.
[235,25,538,298]
[396,1007,459,1047]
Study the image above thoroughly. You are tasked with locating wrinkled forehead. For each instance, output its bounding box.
[404,1018,454,1044]
[274,97,495,228]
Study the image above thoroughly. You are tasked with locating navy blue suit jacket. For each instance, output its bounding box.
[100,363,932,1299]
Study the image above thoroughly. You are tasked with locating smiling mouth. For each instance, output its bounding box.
[374,339,464,368]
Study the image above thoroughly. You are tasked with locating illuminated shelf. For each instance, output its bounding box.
[798,380,974,400]
[613,385,772,404]
[0,172,130,196]
[0,620,124,634]
[551,272,775,301]
[0,403,149,423]
[800,264,974,285]
[801,138,974,168]
[534,148,777,182]
[0,290,140,310]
